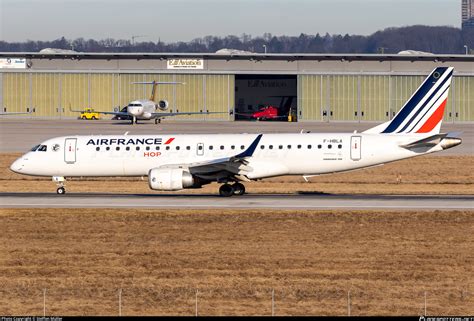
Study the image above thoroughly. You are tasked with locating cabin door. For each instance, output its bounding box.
[350,136,361,161]
[64,138,77,164]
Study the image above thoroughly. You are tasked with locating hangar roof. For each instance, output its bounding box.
[1,52,474,62]
[1,52,473,75]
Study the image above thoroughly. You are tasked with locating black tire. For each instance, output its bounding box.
[57,187,66,195]
[81,116,87,120]
[232,183,245,195]
[219,184,234,197]
[91,116,97,120]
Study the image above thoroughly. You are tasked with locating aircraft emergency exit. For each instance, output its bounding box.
[11,67,461,196]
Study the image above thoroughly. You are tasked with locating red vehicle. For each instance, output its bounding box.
[251,105,280,120]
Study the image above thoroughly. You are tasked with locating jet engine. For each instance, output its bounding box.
[156,100,169,111]
[148,168,195,190]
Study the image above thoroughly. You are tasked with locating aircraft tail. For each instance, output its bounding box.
[364,67,454,135]
[132,81,184,101]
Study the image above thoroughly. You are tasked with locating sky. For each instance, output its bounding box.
[0,0,460,43]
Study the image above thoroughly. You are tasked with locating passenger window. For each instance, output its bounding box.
[269,145,273,149]
[297,145,301,149]
[279,145,283,149]
[260,145,265,149]
[186,146,190,150]
[146,146,150,151]
[116,147,120,151]
[209,146,213,150]
[106,147,110,151]
[328,144,332,149]
[96,147,100,151]
[165,146,170,150]
[220,145,224,150]
[231,145,235,150]
[176,146,180,150]
[338,144,342,149]
[156,146,160,151]
[198,145,203,150]
[287,145,291,149]
[318,144,322,149]
[126,146,130,151]
[240,145,245,150]
[308,145,312,149]
[136,146,140,151]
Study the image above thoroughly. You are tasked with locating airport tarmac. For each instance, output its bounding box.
[1,192,472,210]
[0,119,472,155]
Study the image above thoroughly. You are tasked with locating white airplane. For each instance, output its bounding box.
[70,81,226,124]
[11,67,461,196]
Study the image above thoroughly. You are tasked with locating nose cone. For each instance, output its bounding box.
[10,158,24,173]
[127,106,143,116]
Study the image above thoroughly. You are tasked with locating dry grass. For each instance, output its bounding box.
[1,153,473,195]
[0,208,472,316]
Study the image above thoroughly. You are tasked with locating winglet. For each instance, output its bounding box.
[235,134,263,158]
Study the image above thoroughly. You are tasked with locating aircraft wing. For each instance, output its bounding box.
[158,134,263,180]
[69,107,128,116]
[150,111,228,118]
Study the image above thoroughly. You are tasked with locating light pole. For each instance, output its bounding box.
[464,45,469,55]
[263,44,267,54]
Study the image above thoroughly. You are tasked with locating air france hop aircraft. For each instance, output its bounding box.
[71,81,224,124]
[11,67,461,196]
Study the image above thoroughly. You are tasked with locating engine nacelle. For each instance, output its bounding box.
[156,100,169,111]
[148,168,194,191]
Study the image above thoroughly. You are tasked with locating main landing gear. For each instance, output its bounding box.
[53,176,66,195]
[219,182,246,197]
[154,118,161,124]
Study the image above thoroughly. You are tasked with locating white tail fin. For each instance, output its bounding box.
[364,67,453,135]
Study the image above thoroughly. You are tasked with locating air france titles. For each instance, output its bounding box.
[86,138,163,146]
[87,137,163,157]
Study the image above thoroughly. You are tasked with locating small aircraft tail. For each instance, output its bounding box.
[132,81,184,101]
[364,67,454,135]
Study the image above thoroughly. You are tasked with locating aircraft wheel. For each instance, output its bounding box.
[57,187,66,195]
[232,183,245,195]
[81,116,87,120]
[219,184,234,197]
[91,116,97,120]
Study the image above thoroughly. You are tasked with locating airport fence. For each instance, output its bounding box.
[1,286,471,316]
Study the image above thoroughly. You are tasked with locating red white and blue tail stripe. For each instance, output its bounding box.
[366,67,453,135]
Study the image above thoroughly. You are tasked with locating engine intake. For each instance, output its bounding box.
[148,168,194,190]
[156,100,169,111]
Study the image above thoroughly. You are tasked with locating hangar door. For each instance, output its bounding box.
[235,75,297,121]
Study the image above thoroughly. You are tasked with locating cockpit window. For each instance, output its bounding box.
[30,144,40,151]
[38,145,47,152]
[128,103,142,107]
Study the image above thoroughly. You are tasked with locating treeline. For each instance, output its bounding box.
[1,25,473,54]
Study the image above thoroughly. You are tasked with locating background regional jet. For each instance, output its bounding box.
[11,67,461,196]
[70,81,226,124]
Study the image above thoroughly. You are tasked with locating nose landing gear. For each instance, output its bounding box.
[53,176,66,195]
[219,182,246,197]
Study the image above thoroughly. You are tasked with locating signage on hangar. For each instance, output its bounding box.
[167,58,204,70]
[0,58,26,69]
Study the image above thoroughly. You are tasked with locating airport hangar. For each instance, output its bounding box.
[0,52,473,122]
